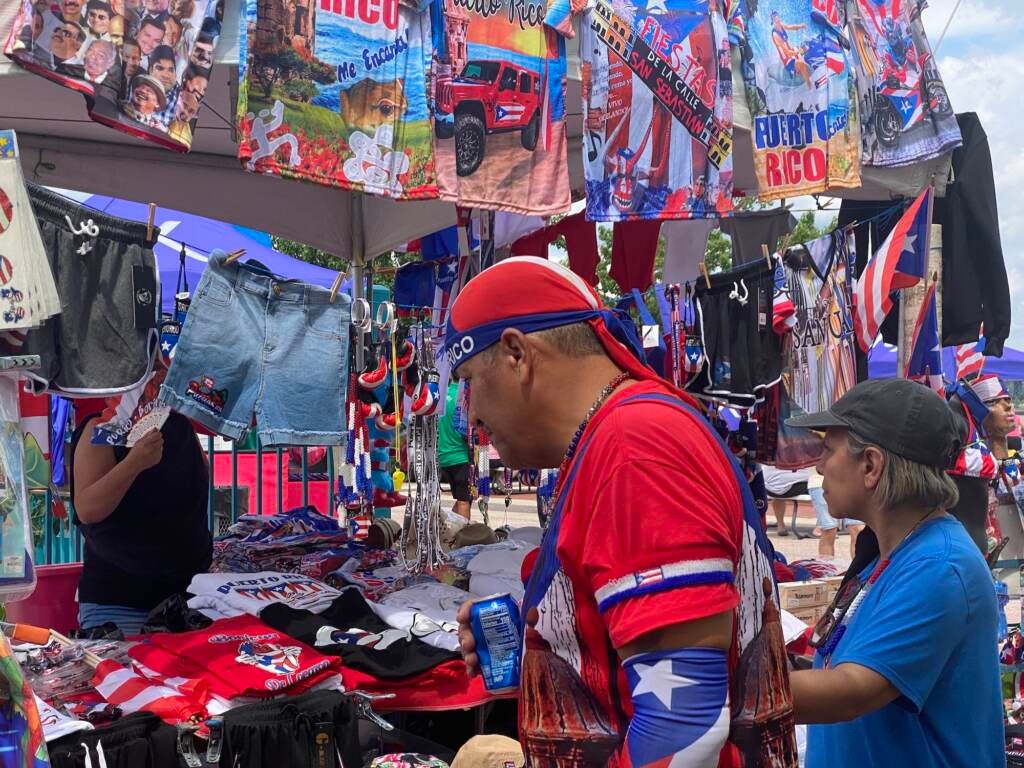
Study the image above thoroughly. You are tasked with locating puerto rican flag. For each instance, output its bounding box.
[495,103,525,124]
[904,280,943,393]
[91,659,207,724]
[955,326,985,380]
[624,649,731,767]
[853,187,932,352]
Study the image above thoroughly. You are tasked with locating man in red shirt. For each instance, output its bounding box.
[448,258,796,767]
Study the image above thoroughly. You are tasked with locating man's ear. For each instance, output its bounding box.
[499,328,531,382]
[862,445,886,491]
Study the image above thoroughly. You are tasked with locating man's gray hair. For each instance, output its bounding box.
[90,38,116,64]
[479,321,604,362]
[846,432,959,512]
[532,322,604,358]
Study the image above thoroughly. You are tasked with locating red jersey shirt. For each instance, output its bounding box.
[519,381,744,766]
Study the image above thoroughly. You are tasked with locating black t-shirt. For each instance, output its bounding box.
[70,412,212,610]
[260,588,457,680]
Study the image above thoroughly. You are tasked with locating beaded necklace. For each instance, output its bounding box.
[814,512,939,665]
[552,371,632,498]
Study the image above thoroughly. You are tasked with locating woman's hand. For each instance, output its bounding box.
[126,428,164,472]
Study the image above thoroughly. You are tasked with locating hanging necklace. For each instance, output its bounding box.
[552,371,632,497]
[812,509,941,665]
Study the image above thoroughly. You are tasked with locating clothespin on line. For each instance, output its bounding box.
[698,261,711,290]
[145,203,156,241]
[224,249,246,264]
[761,243,772,267]
[329,268,348,304]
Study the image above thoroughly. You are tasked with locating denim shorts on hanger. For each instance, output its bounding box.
[159,251,350,447]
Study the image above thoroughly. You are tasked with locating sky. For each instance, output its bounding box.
[918,0,1023,351]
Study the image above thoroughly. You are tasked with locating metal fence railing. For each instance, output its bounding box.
[33,440,338,566]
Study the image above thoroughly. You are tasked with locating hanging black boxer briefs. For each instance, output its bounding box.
[686,258,783,407]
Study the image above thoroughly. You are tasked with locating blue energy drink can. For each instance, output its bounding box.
[469,593,522,693]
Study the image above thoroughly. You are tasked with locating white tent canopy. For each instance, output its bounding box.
[0,0,950,259]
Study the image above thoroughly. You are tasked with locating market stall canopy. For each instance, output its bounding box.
[868,343,1024,381]
[0,1,950,258]
[57,189,343,312]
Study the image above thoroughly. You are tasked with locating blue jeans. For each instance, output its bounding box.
[160,250,351,446]
[809,487,863,530]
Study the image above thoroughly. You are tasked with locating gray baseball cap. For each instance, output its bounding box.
[786,378,964,468]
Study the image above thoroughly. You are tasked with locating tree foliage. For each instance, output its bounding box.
[252,45,335,98]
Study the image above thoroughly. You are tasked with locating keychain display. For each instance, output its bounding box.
[399,326,448,574]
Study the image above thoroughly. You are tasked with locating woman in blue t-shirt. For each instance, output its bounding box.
[785,378,1004,768]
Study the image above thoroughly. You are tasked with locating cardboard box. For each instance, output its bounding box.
[822,575,845,600]
[787,605,826,625]
[778,580,829,610]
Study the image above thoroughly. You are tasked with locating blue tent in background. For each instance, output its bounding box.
[71,192,342,313]
[867,343,1024,380]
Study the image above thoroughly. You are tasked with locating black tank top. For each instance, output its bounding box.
[70,413,212,610]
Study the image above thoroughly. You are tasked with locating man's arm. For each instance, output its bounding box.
[615,611,735,768]
[790,664,900,724]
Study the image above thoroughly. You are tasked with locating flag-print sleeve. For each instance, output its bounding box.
[579,449,741,650]
[544,0,590,38]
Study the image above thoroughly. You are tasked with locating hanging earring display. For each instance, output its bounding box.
[399,325,448,574]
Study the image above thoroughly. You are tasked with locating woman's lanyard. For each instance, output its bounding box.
[813,514,940,666]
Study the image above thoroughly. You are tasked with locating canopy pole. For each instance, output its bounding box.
[351,194,366,372]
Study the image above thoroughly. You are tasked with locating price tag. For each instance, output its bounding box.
[641,324,660,349]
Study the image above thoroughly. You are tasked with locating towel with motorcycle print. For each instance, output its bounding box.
[546,0,734,221]
[730,0,861,200]
[845,0,961,166]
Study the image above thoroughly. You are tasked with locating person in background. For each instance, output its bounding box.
[809,468,864,561]
[48,21,86,66]
[181,65,208,99]
[761,464,809,537]
[787,378,1003,767]
[71,410,212,635]
[135,16,164,59]
[121,73,166,127]
[56,0,85,24]
[121,37,142,77]
[438,380,472,520]
[147,43,176,93]
[84,0,113,37]
[79,38,116,83]
[976,374,1024,558]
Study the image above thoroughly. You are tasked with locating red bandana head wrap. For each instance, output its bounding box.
[443,257,695,405]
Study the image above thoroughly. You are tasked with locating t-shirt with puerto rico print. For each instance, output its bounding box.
[545,0,735,222]
[519,380,745,767]
[237,0,438,199]
[430,0,571,215]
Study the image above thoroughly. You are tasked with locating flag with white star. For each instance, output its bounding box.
[905,280,943,393]
[853,187,932,353]
[623,647,730,767]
